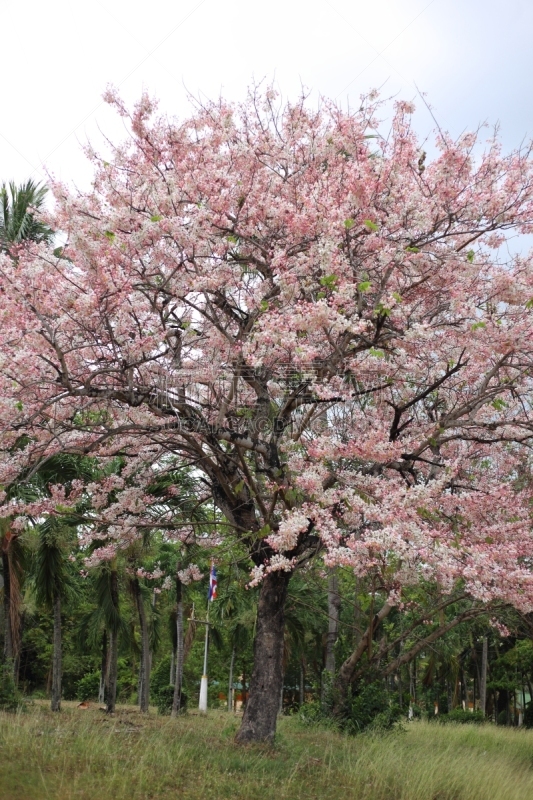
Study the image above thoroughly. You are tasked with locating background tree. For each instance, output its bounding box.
[0,179,52,253]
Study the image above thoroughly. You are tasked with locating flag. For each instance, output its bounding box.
[208,562,217,601]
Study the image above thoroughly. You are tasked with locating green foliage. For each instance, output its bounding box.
[441,709,485,725]
[0,179,53,250]
[347,682,403,734]
[151,656,173,714]
[523,701,533,729]
[76,671,100,702]
[0,664,24,711]
[298,699,341,731]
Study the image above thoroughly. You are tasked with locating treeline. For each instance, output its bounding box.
[2,496,533,729]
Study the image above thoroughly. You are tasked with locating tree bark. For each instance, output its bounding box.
[171,573,184,717]
[1,550,13,663]
[132,577,150,713]
[480,636,488,716]
[106,568,119,714]
[332,601,394,713]
[228,645,235,712]
[235,570,291,744]
[324,569,340,680]
[51,591,62,712]
[170,650,175,687]
[99,629,107,704]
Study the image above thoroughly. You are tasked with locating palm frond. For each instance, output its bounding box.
[0,179,53,249]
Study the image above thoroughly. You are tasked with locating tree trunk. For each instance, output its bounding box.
[170,650,175,686]
[99,629,107,704]
[228,645,235,712]
[322,568,340,704]
[333,601,394,714]
[106,569,119,714]
[132,577,150,713]
[479,636,488,716]
[51,591,62,712]
[171,574,184,717]
[2,550,13,664]
[235,570,291,744]
[299,662,305,707]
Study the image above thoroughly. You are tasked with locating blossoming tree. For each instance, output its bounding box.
[2,88,533,740]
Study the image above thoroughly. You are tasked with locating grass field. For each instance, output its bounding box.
[1,704,533,800]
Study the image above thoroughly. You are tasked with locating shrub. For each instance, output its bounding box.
[347,683,403,734]
[524,701,533,729]
[442,709,485,725]
[300,682,402,735]
[0,664,24,712]
[151,657,187,714]
[298,699,341,731]
[76,671,101,701]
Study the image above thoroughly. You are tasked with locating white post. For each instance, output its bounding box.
[198,604,210,713]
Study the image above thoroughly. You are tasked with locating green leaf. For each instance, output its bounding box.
[363,219,378,232]
[104,230,115,241]
[344,218,355,230]
[369,347,385,358]
[392,291,403,303]
[319,274,338,290]
[491,398,507,411]
[471,321,486,331]
[374,302,391,317]
[526,298,533,310]
[405,246,420,253]
[15,401,23,412]
[358,280,371,293]
[467,249,475,263]
[259,300,269,312]
[150,215,162,222]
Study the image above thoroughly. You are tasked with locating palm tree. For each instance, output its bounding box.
[0,179,52,252]
[86,558,123,714]
[33,517,76,711]
[0,178,53,673]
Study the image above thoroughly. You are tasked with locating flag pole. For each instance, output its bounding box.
[199,602,209,712]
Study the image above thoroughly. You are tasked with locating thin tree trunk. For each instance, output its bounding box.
[99,629,107,704]
[132,577,150,713]
[235,570,291,744]
[228,645,235,712]
[51,591,62,712]
[480,636,488,716]
[2,550,13,664]
[170,650,175,687]
[333,601,394,714]
[299,662,305,707]
[171,573,184,717]
[398,669,403,708]
[106,569,119,714]
[322,568,340,705]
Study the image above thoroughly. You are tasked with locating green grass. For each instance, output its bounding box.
[1,704,533,799]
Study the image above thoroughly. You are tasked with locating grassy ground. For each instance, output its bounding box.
[1,704,533,800]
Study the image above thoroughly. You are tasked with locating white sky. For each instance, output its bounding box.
[1,0,532,190]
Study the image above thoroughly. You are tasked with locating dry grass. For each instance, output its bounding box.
[1,703,533,799]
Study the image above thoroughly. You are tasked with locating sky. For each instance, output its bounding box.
[1,0,532,190]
